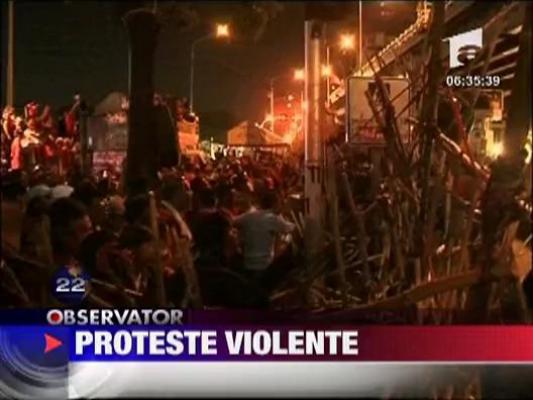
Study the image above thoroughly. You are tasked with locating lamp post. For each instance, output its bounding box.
[189,23,229,114]
[358,0,363,71]
[269,77,276,134]
[6,0,14,106]
[339,33,355,51]
[339,32,356,72]
[323,49,332,106]
[293,68,305,126]
[268,68,304,135]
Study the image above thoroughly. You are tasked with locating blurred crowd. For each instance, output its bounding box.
[1,100,304,309]
[1,98,83,176]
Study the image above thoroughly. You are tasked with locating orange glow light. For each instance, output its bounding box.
[293,69,305,81]
[215,24,230,38]
[339,33,355,50]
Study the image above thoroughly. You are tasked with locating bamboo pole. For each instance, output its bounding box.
[503,2,532,157]
[421,151,448,278]
[312,266,512,317]
[340,172,370,281]
[148,191,166,306]
[91,278,143,297]
[149,191,160,241]
[331,194,348,306]
[326,146,348,305]
[380,193,406,279]
[418,1,445,229]
[1,263,31,306]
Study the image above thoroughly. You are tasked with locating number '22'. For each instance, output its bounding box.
[56,277,85,293]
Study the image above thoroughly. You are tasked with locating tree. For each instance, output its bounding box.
[112,1,285,43]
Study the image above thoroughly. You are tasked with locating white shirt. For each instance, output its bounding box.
[51,184,74,199]
[234,209,294,271]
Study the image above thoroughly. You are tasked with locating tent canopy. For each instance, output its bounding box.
[94,92,128,116]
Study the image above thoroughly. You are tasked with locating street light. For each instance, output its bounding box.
[293,68,305,81]
[323,63,333,107]
[215,23,230,38]
[338,32,357,78]
[292,69,305,128]
[189,23,230,114]
[489,142,504,158]
[268,68,304,135]
[321,64,332,77]
[339,33,355,51]
[358,1,363,71]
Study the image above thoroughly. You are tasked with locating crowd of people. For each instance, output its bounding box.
[1,98,83,176]
[1,100,304,309]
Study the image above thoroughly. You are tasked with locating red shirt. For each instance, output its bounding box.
[10,137,22,170]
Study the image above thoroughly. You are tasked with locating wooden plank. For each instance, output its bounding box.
[311,267,512,319]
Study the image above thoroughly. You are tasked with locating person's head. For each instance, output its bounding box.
[78,230,114,276]
[1,170,26,204]
[27,119,37,131]
[71,179,100,208]
[96,176,112,197]
[197,187,216,209]
[1,170,27,250]
[119,224,158,267]
[515,148,528,166]
[15,117,25,132]
[48,197,92,258]
[258,189,279,211]
[217,185,234,210]
[28,165,47,187]
[124,194,151,226]
[2,106,14,120]
[25,195,49,219]
[101,195,126,235]
[161,179,191,212]
[127,176,149,197]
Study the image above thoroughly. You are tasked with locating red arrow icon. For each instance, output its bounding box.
[44,333,63,353]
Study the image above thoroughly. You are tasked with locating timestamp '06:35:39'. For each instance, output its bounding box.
[445,75,501,88]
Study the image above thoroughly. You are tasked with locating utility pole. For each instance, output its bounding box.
[79,98,90,175]
[303,19,326,275]
[189,42,196,113]
[504,2,532,157]
[189,27,229,114]
[358,0,363,72]
[124,9,160,194]
[6,0,15,106]
[326,46,331,107]
[270,78,275,135]
[304,20,325,221]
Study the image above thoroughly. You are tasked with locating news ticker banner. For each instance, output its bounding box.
[0,308,532,362]
[1,309,532,398]
[1,325,533,362]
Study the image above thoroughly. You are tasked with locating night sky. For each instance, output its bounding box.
[2,1,416,139]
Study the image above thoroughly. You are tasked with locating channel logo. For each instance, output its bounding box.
[444,27,483,68]
[46,309,184,325]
